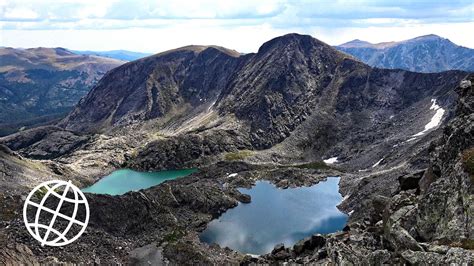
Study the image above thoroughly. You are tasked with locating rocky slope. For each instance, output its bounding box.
[336,34,474,73]
[58,34,466,171]
[0,47,124,136]
[0,34,472,264]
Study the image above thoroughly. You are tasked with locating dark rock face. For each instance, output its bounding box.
[398,170,424,191]
[293,234,326,255]
[0,126,89,159]
[60,46,241,132]
[336,34,474,72]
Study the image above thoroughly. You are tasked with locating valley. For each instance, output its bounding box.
[0,47,125,136]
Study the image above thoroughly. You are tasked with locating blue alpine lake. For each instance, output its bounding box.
[82,168,197,195]
[199,177,348,255]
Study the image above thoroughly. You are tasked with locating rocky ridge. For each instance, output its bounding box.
[336,34,474,73]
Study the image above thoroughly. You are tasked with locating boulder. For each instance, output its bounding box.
[293,234,326,255]
[271,243,285,255]
[386,224,424,252]
[270,244,291,260]
[398,170,425,191]
[418,166,438,194]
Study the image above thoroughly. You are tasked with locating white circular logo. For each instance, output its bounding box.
[23,180,90,247]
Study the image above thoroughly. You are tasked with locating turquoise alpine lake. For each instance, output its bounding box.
[199,177,348,255]
[82,168,197,195]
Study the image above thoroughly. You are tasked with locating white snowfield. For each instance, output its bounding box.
[412,99,445,137]
[323,157,338,164]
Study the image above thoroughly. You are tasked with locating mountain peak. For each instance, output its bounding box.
[338,39,374,48]
[413,34,442,40]
[335,34,473,72]
[257,33,330,54]
[148,45,241,59]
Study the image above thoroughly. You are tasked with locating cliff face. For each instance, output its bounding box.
[60,46,241,132]
[416,75,473,242]
[336,35,474,73]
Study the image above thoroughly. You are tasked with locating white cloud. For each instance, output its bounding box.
[3,7,39,19]
[0,0,472,51]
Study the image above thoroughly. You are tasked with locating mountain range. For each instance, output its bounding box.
[335,34,474,73]
[0,47,124,136]
[71,49,152,61]
[0,33,472,264]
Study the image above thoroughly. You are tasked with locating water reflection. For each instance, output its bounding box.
[199,177,347,255]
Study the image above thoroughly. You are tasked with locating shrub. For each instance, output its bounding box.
[224,150,253,161]
[462,148,474,181]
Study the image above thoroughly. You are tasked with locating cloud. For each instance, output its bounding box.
[2,7,39,19]
[0,0,472,51]
[1,0,472,26]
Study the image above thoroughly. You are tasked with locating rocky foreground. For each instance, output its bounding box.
[0,34,472,264]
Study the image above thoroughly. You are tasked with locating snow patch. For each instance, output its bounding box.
[247,254,260,258]
[323,157,338,164]
[342,194,350,202]
[348,210,354,216]
[228,173,238,178]
[207,100,216,111]
[372,158,384,168]
[412,99,445,137]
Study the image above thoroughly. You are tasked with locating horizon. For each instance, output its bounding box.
[2,33,472,55]
[1,0,473,53]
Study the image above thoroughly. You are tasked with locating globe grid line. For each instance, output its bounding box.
[25,201,87,226]
[23,180,90,247]
[32,182,64,243]
[41,181,71,246]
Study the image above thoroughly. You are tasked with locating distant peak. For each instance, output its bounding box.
[414,34,442,40]
[338,39,374,48]
[402,34,451,45]
[54,47,74,56]
[147,45,241,60]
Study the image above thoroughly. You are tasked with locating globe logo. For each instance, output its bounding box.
[23,180,90,247]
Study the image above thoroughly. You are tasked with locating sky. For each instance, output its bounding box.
[0,0,473,53]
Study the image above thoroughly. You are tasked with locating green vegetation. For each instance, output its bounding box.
[460,239,474,250]
[33,186,50,201]
[224,150,253,161]
[163,228,186,243]
[293,161,331,170]
[445,239,474,250]
[462,148,474,182]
